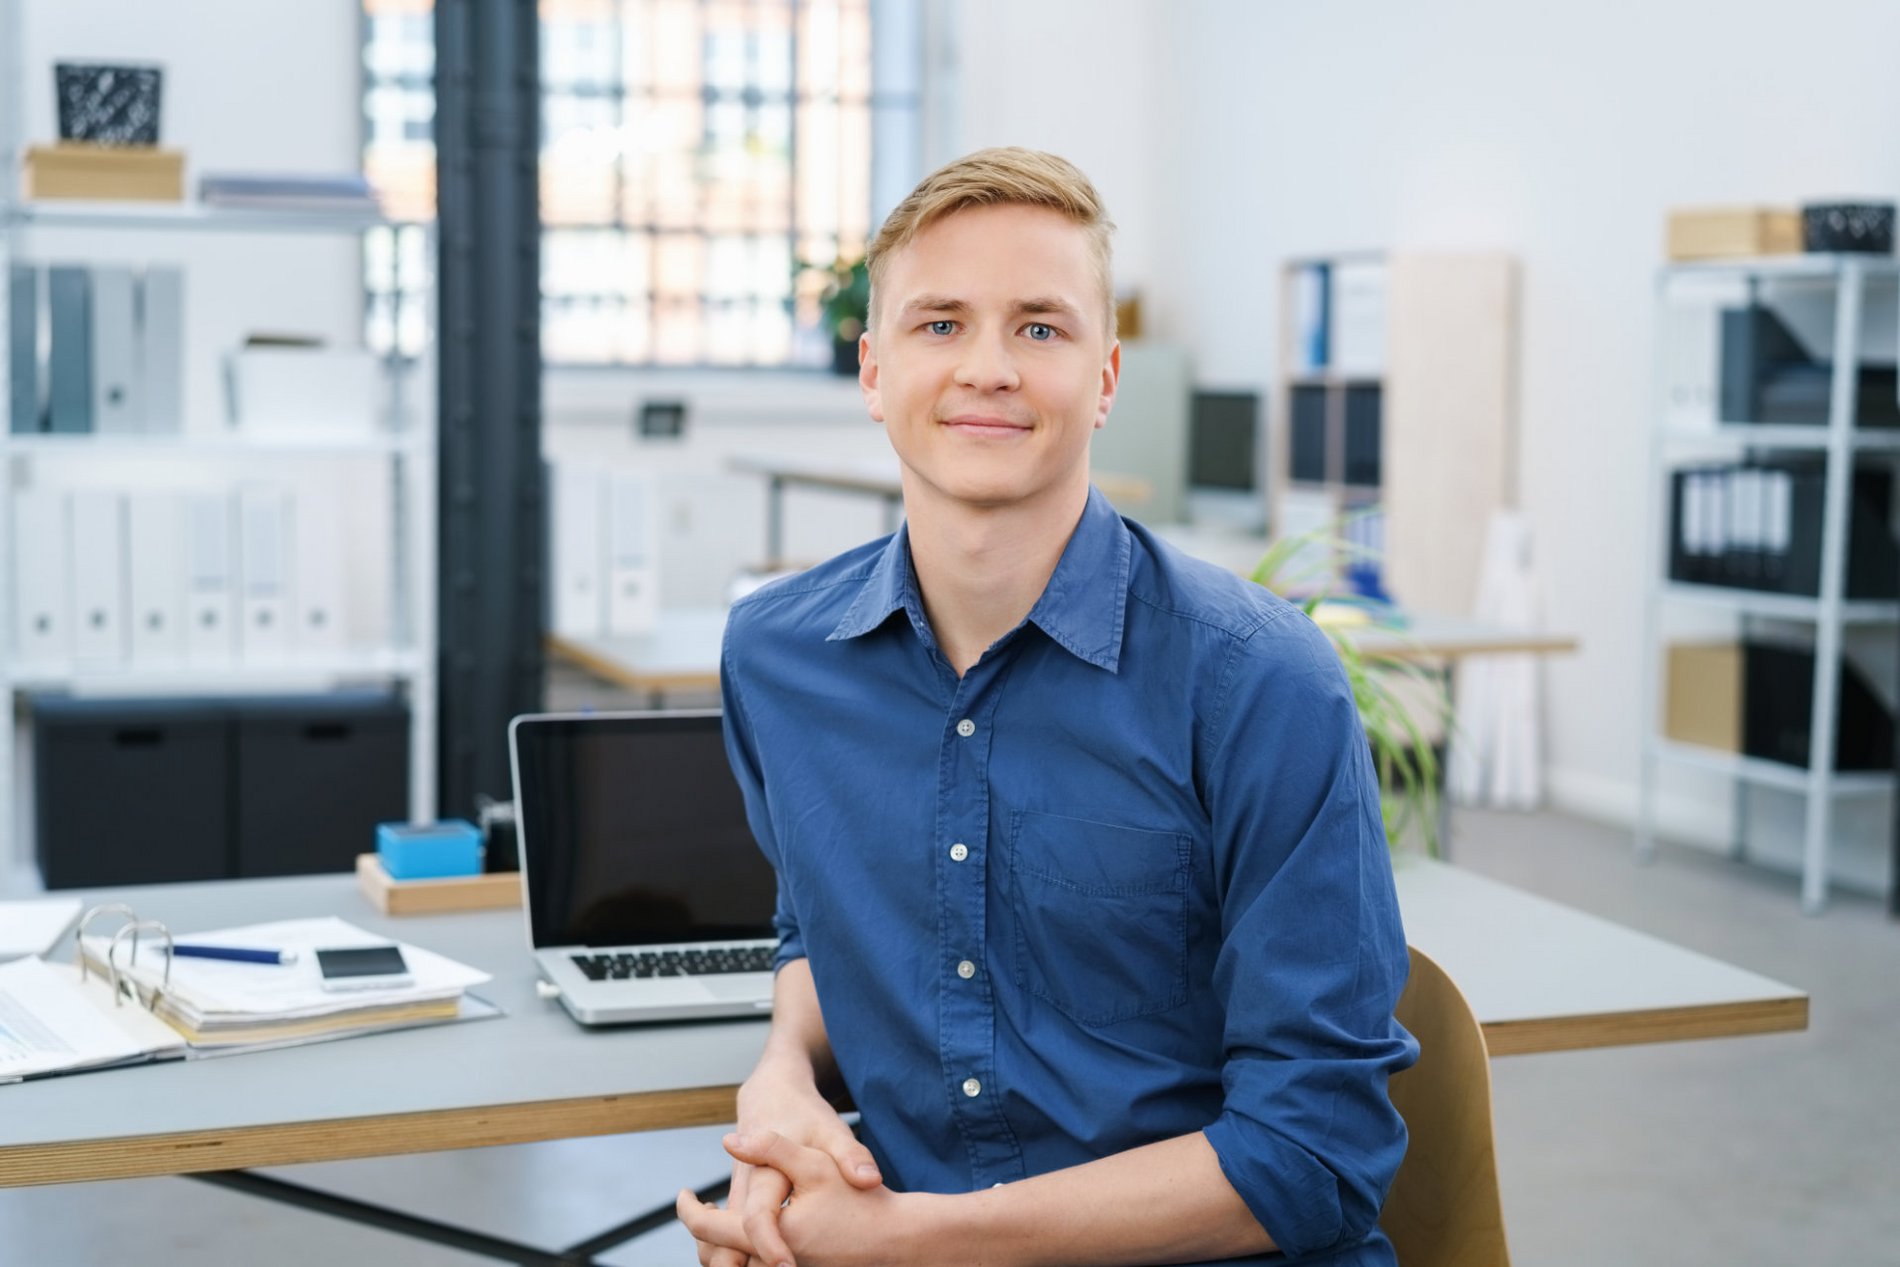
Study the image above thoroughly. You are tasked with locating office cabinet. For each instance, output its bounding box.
[233,693,409,877]
[33,697,231,888]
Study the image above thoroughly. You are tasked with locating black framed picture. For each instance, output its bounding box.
[55,62,163,146]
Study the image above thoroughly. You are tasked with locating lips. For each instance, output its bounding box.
[941,414,1031,436]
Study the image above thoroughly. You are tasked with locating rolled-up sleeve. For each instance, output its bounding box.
[1197,612,1417,1260]
[721,616,806,970]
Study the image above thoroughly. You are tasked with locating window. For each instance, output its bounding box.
[362,0,925,367]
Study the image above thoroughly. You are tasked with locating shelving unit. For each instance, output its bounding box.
[1636,254,1900,913]
[0,11,439,879]
[1274,251,1518,615]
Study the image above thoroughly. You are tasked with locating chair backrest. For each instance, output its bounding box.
[1382,946,1511,1267]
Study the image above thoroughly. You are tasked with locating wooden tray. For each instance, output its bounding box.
[355,853,521,916]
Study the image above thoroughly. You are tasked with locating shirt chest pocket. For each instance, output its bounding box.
[1007,810,1191,1026]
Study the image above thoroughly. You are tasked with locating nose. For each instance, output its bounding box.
[953,327,1020,393]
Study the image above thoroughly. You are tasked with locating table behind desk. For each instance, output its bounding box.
[0,861,1804,1187]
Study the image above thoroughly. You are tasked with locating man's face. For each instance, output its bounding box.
[860,204,1119,515]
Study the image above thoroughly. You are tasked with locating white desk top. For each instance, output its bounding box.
[0,859,1803,1187]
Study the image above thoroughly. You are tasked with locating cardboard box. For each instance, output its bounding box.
[1666,207,1801,261]
[24,142,184,202]
[1665,642,1743,752]
[356,853,521,916]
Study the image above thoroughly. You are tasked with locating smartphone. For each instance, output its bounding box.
[315,944,414,992]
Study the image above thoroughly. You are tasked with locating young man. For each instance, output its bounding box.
[680,148,1415,1267]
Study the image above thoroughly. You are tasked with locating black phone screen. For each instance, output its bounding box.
[315,945,410,979]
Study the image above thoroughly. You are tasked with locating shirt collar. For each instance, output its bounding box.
[828,485,1131,673]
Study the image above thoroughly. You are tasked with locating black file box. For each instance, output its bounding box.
[33,696,232,888]
[1743,642,1893,771]
[1719,305,1900,428]
[232,692,409,878]
[1343,385,1382,488]
[1290,385,1328,483]
[1667,461,1899,598]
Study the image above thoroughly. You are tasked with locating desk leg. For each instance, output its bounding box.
[186,1169,728,1264]
[766,477,786,568]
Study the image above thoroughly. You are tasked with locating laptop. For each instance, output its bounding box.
[508,710,779,1025]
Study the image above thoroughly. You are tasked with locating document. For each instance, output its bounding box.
[0,897,83,962]
[138,266,184,434]
[607,472,659,635]
[8,263,39,434]
[553,463,605,636]
[237,484,294,659]
[90,266,139,433]
[0,956,186,1081]
[184,492,238,661]
[11,488,72,663]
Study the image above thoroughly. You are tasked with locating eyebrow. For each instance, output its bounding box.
[899,295,1086,321]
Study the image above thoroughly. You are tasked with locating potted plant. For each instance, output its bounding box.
[1249,521,1452,857]
[800,255,870,376]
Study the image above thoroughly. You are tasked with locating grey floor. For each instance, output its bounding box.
[4,725,1895,1263]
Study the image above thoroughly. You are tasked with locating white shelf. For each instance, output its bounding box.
[1662,253,1900,281]
[5,650,427,695]
[1661,582,1900,623]
[2,200,423,236]
[3,431,426,459]
[1661,424,1900,451]
[1651,739,1895,798]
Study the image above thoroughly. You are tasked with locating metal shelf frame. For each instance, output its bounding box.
[1636,255,1897,913]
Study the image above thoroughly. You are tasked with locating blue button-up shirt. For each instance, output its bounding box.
[721,487,1416,1265]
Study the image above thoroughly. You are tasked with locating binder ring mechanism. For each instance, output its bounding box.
[74,903,174,1009]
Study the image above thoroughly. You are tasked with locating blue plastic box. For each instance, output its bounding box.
[377,819,483,880]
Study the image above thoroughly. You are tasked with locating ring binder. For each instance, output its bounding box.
[75,902,173,1006]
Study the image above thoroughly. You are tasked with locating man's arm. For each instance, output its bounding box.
[685,1127,1272,1267]
[705,960,883,1267]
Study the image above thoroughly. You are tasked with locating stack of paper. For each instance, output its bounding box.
[77,917,491,1048]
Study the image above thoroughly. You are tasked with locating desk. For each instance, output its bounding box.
[547,607,1579,703]
[0,860,1803,1191]
[727,456,1153,566]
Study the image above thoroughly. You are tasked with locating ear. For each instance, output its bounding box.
[1095,339,1121,430]
[859,332,884,422]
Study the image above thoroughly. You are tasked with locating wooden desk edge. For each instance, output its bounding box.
[545,633,719,695]
[0,1084,742,1188]
[1483,995,1808,1057]
[1358,634,1582,662]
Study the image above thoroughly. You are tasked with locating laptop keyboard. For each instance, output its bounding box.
[571,945,775,981]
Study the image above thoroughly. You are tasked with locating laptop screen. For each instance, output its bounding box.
[511,712,778,949]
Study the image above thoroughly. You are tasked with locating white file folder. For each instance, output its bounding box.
[607,472,659,635]
[237,485,294,659]
[552,464,605,637]
[184,493,237,662]
[127,492,187,662]
[294,488,346,651]
[11,489,71,663]
[90,267,139,434]
[69,489,128,664]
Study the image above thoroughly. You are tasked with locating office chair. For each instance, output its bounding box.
[1382,946,1511,1267]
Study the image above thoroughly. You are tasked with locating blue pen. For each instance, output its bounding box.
[168,945,298,966]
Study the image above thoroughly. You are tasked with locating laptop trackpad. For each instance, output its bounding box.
[702,976,770,1001]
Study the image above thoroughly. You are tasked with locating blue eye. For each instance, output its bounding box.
[1025,323,1055,341]
[927,320,956,336]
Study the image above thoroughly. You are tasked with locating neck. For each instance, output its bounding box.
[903,476,1091,677]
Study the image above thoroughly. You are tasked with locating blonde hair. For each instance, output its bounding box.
[866,146,1117,340]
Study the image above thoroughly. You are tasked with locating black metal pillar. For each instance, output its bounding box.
[434,0,544,819]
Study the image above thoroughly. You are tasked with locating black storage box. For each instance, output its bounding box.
[1667,460,1899,598]
[1342,385,1382,488]
[1290,385,1328,483]
[33,696,232,889]
[1801,202,1895,255]
[232,692,410,878]
[1743,642,1893,771]
[31,691,410,888]
[1719,305,1900,428]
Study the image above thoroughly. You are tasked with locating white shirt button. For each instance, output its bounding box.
[956,718,976,738]
[949,842,969,862]
[962,1077,982,1098]
[956,959,976,980]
